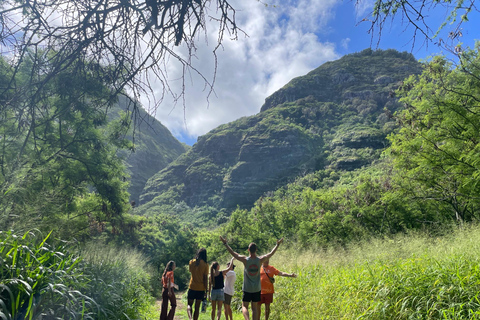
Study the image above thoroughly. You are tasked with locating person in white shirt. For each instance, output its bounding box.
[223,261,237,320]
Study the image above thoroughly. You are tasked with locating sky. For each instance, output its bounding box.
[141,0,480,146]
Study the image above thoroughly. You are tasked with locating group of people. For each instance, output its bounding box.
[160,236,297,320]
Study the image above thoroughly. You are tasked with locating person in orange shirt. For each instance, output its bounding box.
[257,259,297,320]
[160,260,179,320]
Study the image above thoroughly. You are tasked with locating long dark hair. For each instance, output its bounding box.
[195,248,207,266]
[210,261,219,279]
[162,260,175,279]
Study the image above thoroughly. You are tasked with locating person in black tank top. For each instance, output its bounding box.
[214,272,224,289]
[208,259,234,320]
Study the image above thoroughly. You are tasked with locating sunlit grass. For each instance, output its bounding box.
[265,225,480,319]
[152,225,480,320]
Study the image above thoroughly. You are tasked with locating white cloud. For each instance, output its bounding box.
[145,0,343,143]
[341,38,351,50]
[354,0,375,20]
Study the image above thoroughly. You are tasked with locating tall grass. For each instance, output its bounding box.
[77,241,155,320]
[264,226,480,319]
[0,230,154,320]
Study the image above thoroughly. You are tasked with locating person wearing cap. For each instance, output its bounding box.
[223,260,237,320]
[219,236,283,320]
[257,259,297,320]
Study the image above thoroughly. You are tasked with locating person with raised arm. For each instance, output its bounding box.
[219,236,283,320]
[223,260,236,320]
[257,259,297,320]
[208,257,235,320]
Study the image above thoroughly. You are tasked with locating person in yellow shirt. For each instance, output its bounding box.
[257,259,297,320]
[187,248,209,320]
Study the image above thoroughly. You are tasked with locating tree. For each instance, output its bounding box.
[387,44,480,222]
[0,53,132,238]
[365,0,477,53]
[0,0,242,114]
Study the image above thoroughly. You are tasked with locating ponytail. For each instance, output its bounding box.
[210,261,219,285]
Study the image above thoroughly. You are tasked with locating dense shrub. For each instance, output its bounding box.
[0,230,152,320]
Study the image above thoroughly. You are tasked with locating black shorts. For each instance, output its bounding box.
[224,293,233,305]
[242,291,261,302]
[187,289,205,301]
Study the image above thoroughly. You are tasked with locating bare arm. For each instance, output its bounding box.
[203,274,208,295]
[278,271,297,278]
[168,281,176,295]
[166,273,177,295]
[259,238,284,263]
[208,273,213,293]
[221,257,235,275]
[220,236,247,263]
[166,276,171,291]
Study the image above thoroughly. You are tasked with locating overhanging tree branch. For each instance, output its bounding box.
[1,0,244,116]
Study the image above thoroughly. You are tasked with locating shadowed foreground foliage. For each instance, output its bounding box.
[0,230,153,320]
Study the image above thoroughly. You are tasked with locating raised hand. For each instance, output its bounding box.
[220,236,227,244]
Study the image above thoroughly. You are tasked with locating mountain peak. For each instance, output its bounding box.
[137,49,422,221]
[260,48,419,112]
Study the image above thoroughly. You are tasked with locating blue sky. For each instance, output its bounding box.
[144,0,480,146]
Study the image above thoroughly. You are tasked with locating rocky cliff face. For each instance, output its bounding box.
[138,49,422,213]
[112,97,189,204]
[261,49,419,112]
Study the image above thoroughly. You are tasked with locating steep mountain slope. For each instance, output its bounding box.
[111,97,189,204]
[138,49,422,214]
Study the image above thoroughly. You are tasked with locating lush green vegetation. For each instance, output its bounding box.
[3,42,480,319]
[153,225,480,320]
[0,230,154,320]
[137,48,421,217]
[214,44,480,251]
[0,51,198,319]
[254,224,480,319]
[0,53,132,240]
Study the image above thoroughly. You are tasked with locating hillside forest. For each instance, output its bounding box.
[3,1,480,319]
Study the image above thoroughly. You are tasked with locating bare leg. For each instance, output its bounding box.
[251,302,259,320]
[242,301,250,320]
[193,299,202,320]
[256,303,262,320]
[187,299,194,320]
[224,303,232,320]
[211,300,216,320]
[216,301,223,320]
[264,303,271,320]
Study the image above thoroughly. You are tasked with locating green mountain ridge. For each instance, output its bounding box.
[111,97,189,204]
[137,48,423,216]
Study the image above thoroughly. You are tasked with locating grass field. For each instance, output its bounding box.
[154,225,480,320]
